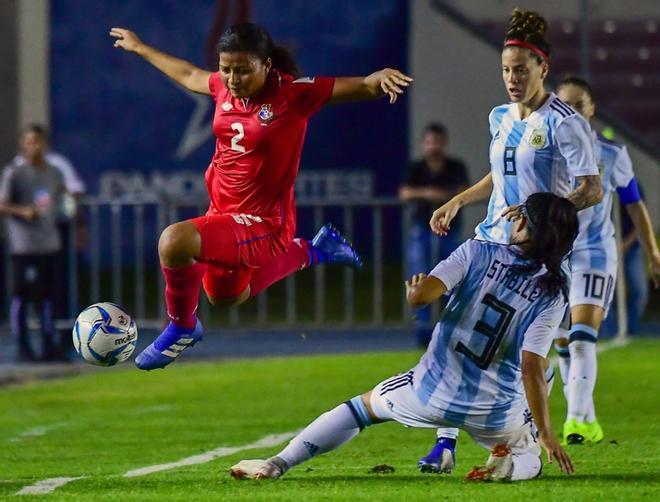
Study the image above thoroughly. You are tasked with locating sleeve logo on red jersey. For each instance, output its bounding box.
[258,104,274,126]
[292,76,316,84]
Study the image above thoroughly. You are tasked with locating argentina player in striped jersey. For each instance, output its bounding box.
[422,9,602,474]
[230,193,576,482]
[554,77,660,446]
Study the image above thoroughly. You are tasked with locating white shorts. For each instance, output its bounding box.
[569,267,616,317]
[369,371,540,456]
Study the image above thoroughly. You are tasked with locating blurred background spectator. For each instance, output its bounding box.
[399,123,468,347]
[0,125,66,361]
[10,124,86,354]
[603,186,651,336]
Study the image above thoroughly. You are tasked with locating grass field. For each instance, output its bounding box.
[1,339,659,501]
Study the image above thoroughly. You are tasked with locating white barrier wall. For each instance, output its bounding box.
[410,1,659,239]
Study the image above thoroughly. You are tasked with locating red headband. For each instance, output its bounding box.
[504,39,548,62]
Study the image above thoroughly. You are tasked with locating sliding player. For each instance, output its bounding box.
[554,77,660,444]
[110,23,412,370]
[231,193,577,481]
[420,8,603,472]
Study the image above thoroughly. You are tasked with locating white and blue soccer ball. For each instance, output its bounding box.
[72,303,138,366]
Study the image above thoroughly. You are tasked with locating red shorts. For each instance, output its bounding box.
[190,213,290,300]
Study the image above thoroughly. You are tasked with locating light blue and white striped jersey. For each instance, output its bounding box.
[476,93,598,244]
[413,240,566,431]
[571,132,634,272]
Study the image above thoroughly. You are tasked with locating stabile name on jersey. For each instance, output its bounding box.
[485,258,543,303]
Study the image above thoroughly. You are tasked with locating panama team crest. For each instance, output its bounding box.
[258,104,274,125]
[528,127,547,149]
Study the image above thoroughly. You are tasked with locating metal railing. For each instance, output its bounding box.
[34,198,445,330]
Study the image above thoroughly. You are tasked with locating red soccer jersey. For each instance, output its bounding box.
[206,71,335,242]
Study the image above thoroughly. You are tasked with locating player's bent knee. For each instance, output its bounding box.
[158,222,201,267]
[361,392,382,423]
[207,285,251,307]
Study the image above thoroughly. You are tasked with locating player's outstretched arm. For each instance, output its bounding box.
[405,273,447,307]
[521,350,574,475]
[624,200,660,287]
[328,69,413,105]
[110,28,212,95]
[430,173,493,235]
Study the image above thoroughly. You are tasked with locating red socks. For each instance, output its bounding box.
[249,238,314,297]
[162,261,207,329]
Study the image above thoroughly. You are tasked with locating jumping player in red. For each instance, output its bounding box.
[110,23,412,370]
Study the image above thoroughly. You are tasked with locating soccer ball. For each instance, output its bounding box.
[72,303,138,366]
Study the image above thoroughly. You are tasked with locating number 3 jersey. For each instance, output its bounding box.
[476,93,598,244]
[206,71,335,243]
[414,239,567,431]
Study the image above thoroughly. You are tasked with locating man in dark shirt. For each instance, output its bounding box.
[399,123,469,347]
[603,186,651,336]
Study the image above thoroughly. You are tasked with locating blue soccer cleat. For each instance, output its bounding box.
[311,223,363,269]
[418,437,456,474]
[135,319,203,370]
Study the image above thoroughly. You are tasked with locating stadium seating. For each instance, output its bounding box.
[479,19,660,147]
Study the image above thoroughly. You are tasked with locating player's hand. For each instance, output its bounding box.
[110,28,144,53]
[405,273,427,301]
[430,198,461,236]
[405,273,427,290]
[374,69,413,104]
[539,431,574,475]
[18,206,38,222]
[502,204,522,221]
[648,252,660,288]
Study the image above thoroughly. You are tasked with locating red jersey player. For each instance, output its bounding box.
[110,23,412,370]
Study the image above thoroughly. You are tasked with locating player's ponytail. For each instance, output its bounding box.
[503,8,551,64]
[216,23,301,78]
[515,193,578,300]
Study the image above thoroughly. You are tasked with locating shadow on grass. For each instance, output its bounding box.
[278,471,660,484]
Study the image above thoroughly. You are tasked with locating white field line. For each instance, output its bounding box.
[123,430,297,477]
[16,430,296,495]
[131,405,174,415]
[15,337,630,495]
[17,477,85,495]
[9,422,69,443]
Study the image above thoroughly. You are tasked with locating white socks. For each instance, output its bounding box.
[275,397,370,472]
[435,427,459,440]
[566,324,599,422]
[511,452,542,481]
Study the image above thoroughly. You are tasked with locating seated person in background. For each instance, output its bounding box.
[399,123,468,347]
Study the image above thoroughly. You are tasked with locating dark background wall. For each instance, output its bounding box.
[0,0,18,165]
[50,0,409,196]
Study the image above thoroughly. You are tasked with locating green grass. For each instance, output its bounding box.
[1,340,659,501]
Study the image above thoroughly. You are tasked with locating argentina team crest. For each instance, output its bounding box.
[528,127,548,149]
[258,104,274,125]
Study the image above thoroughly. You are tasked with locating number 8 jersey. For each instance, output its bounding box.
[206,71,335,243]
[414,239,566,431]
[476,93,598,244]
